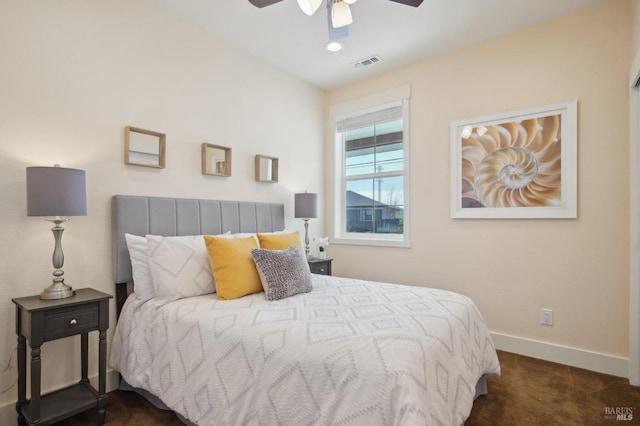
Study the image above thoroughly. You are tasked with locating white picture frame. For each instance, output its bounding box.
[450,100,577,219]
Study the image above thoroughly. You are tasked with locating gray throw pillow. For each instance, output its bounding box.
[251,246,312,301]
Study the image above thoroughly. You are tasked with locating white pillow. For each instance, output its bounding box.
[125,233,154,302]
[146,235,219,302]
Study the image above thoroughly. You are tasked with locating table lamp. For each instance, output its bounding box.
[26,165,87,300]
[294,192,318,259]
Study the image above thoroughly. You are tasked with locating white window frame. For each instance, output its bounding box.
[330,85,411,248]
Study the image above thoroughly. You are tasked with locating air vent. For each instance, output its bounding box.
[353,55,383,69]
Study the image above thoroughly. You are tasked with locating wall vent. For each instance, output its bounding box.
[353,55,383,69]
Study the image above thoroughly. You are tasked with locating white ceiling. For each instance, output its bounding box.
[154,0,608,90]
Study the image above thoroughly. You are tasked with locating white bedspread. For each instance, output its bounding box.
[110,275,500,425]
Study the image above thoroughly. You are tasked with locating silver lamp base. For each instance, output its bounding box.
[303,219,311,259]
[40,218,75,300]
[40,282,75,300]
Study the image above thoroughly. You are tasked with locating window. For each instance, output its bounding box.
[331,86,410,247]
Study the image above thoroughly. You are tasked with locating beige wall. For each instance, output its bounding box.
[632,0,640,54]
[325,0,631,360]
[0,0,323,410]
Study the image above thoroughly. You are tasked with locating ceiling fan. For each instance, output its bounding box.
[248,0,424,29]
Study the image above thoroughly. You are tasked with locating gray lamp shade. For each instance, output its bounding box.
[26,166,87,217]
[294,192,318,219]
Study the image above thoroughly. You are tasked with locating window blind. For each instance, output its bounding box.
[336,104,403,133]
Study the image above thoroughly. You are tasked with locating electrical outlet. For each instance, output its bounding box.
[540,308,553,326]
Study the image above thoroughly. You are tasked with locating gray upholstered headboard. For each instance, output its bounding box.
[112,195,285,314]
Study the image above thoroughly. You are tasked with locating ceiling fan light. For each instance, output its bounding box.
[331,1,352,28]
[326,41,344,52]
[343,0,358,4]
[297,0,323,16]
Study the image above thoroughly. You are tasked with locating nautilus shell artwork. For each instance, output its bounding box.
[460,114,561,209]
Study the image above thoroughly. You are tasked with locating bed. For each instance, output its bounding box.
[109,194,500,425]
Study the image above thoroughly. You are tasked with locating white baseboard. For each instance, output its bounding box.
[0,369,120,424]
[492,332,629,379]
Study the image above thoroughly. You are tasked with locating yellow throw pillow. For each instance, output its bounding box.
[257,231,302,250]
[204,235,262,300]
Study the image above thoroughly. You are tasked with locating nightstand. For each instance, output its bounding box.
[12,288,112,426]
[308,258,333,276]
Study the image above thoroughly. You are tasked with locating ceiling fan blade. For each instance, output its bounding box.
[388,0,424,7]
[328,7,349,40]
[248,0,284,8]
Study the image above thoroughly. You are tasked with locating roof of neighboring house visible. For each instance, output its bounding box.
[346,190,388,208]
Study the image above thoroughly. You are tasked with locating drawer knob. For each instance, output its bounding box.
[69,319,77,326]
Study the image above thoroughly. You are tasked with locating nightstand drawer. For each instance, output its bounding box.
[309,263,329,274]
[43,303,99,340]
[308,259,332,276]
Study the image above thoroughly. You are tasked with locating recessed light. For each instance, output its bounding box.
[325,41,344,52]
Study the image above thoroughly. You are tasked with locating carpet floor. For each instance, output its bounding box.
[54,350,640,425]
[467,351,640,425]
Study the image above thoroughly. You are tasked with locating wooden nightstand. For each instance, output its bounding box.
[308,258,333,276]
[12,288,112,425]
